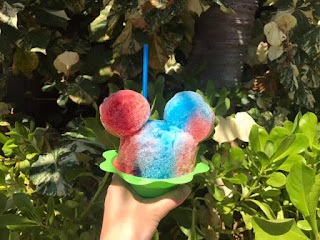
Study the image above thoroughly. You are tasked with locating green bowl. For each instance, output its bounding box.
[100,150,210,198]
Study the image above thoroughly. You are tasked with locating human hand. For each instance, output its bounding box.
[100,174,191,240]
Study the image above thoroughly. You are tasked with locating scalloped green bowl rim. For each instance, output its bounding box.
[100,150,210,189]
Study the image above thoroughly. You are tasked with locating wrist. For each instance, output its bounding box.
[101,222,151,240]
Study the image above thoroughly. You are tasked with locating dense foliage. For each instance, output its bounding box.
[1,0,320,239]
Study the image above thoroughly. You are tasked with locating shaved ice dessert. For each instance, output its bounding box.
[99,90,214,179]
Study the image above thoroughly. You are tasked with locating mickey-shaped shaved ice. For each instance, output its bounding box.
[100,90,215,179]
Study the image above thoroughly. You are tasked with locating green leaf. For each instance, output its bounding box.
[124,80,141,92]
[57,93,68,108]
[240,211,253,230]
[0,1,23,29]
[2,138,17,156]
[80,231,93,240]
[252,217,309,240]
[0,214,38,228]
[224,173,247,184]
[89,1,118,42]
[291,10,311,42]
[13,193,35,220]
[212,153,221,169]
[150,110,159,120]
[300,66,320,89]
[249,125,268,153]
[298,112,317,147]
[13,48,39,73]
[266,172,286,188]
[108,83,120,95]
[113,22,146,57]
[0,24,20,55]
[291,112,302,134]
[247,199,276,220]
[27,28,52,55]
[278,65,296,93]
[148,33,168,71]
[300,26,320,58]
[67,75,100,105]
[223,147,244,174]
[9,231,19,240]
[278,154,306,172]
[214,88,230,116]
[30,147,80,196]
[144,0,184,32]
[186,0,210,16]
[0,169,5,186]
[268,126,290,150]
[112,52,143,79]
[286,162,314,218]
[65,169,96,181]
[0,132,8,144]
[297,220,312,231]
[213,185,225,201]
[34,8,70,28]
[257,152,270,167]
[205,80,216,106]
[0,228,9,239]
[295,81,315,109]
[46,196,54,225]
[15,122,28,139]
[271,134,309,162]
[155,75,165,95]
[264,141,275,158]
[83,117,119,149]
[65,0,85,13]
[0,192,8,214]
[307,178,320,238]
[260,187,281,197]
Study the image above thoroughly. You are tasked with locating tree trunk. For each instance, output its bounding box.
[187,0,258,89]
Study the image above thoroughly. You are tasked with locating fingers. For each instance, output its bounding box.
[109,174,143,201]
[148,185,191,219]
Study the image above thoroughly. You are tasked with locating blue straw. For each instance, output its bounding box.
[142,44,149,99]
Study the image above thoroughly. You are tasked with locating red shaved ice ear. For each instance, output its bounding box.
[99,90,150,137]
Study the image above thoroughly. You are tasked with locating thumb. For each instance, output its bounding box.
[149,185,191,219]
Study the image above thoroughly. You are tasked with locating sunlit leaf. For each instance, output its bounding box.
[252,217,309,240]
[298,112,317,147]
[266,172,286,188]
[248,199,276,220]
[271,134,309,162]
[53,51,80,75]
[286,162,314,218]
[186,0,210,16]
[274,11,297,32]
[264,22,286,46]
[268,45,283,61]
[89,1,114,42]
[277,154,306,172]
[0,1,24,29]
[257,42,268,64]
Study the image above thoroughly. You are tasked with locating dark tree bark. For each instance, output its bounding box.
[187,0,258,89]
